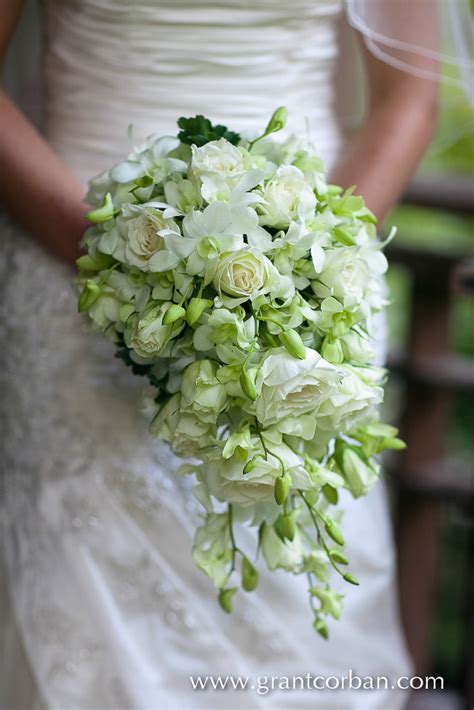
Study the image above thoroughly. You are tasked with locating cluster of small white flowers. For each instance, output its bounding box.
[78,109,403,636]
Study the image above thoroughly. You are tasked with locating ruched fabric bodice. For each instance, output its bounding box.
[42,0,344,184]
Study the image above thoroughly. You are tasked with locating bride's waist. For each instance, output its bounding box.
[44,99,343,186]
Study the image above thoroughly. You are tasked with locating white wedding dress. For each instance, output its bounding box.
[0,1,412,708]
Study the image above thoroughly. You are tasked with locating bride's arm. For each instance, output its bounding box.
[330,36,439,222]
[0,0,88,266]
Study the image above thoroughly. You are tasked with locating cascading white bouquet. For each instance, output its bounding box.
[77,109,404,637]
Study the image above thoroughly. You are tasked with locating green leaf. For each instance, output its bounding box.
[177,115,241,147]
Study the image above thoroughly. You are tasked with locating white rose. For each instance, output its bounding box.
[99,203,181,273]
[212,248,280,302]
[180,360,227,424]
[126,302,184,359]
[88,290,122,331]
[191,139,246,178]
[341,448,380,498]
[257,165,316,228]
[125,210,166,270]
[202,441,313,505]
[255,347,339,428]
[316,364,384,433]
[313,246,388,310]
[340,331,375,364]
[150,394,215,456]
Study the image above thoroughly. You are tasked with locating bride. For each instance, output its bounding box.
[0,1,450,708]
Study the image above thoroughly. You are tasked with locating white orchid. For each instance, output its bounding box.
[110,135,187,184]
[159,201,251,277]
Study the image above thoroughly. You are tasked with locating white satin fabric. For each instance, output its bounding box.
[42,0,345,183]
[1,1,412,708]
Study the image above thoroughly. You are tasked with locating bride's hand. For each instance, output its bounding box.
[1,0,89,268]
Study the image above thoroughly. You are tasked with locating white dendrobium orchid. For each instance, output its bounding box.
[110,135,187,184]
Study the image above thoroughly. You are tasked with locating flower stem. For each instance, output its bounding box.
[228,504,240,572]
[298,490,345,579]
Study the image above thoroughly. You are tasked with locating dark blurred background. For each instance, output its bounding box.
[383,69,474,710]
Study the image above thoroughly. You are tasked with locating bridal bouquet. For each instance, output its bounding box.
[77,109,404,637]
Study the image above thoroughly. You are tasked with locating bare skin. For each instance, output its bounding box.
[0,0,88,266]
[0,0,438,267]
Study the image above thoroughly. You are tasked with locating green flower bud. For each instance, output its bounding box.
[281,514,296,541]
[243,455,260,474]
[263,330,278,348]
[76,253,115,272]
[240,369,258,401]
[86,192,114,223]
[333,226,356,246]
[321,336,344,364]
[186,297,213,327]
[324,518,345,547]
[78,280,101,312]
[265,106,288,135]
[305,489,319,506]
[313,617,329,640]
[242,556,259,592]
[322,484,338,505]
[77,255,97,272]
[135,174,154,188]
[343,572,359,586]
[218,587,237,614]
[381,436,406,451]
[274,474,291,506]
[329,549,349,565]
[279,329,306,360]
[162,304,186,325]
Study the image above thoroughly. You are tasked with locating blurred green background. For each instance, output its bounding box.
[385,76,473,696]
